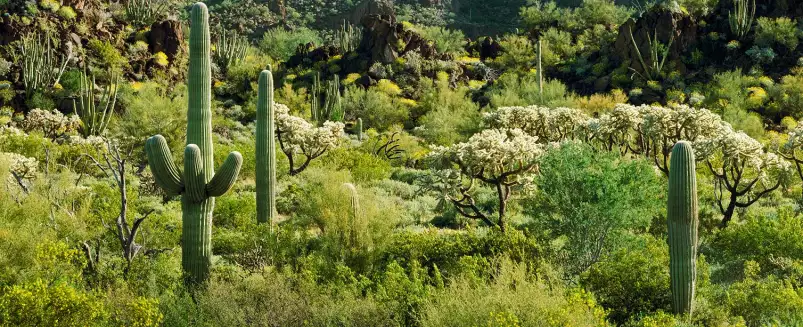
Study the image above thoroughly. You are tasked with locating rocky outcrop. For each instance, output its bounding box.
[358,14,451,64]
[612,7,698,75]
[351,0,395,24]
[149,19,183,63]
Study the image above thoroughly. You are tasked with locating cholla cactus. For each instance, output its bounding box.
[275,103,344,175]
[19,108,81,140]
[427,128,543,232]
[485,105,589,142]
[2,152,38,193]
[697,131,792,227]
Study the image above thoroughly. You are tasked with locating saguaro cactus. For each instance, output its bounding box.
[256,70,276,225]
[667,141,699,316]
[356,117,363,141]
[145,2,242,285]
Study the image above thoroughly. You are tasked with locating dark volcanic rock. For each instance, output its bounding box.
[149,19,183,63]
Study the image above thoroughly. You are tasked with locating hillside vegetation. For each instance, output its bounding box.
[0,0,802,326]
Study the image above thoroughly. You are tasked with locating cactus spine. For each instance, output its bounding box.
[667,141,699,317]
[256,70,276,225]
[145,2,242,286]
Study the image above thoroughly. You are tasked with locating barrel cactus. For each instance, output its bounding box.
[256,70,276,225]
[145,2,242,285]
[667,141,699,316]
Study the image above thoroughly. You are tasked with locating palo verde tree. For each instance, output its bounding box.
[145,2,243,286]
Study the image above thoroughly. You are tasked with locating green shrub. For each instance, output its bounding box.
[581,235,672,325]
[259,27,322,62]
[489,72,577,109]
[56,5,75,19]
[0,280,108,326]
[88,40,127,72]
[343,85,409,131]
[493,35,536,73]
[421,259,607,327]
[525,143,662,275]
[416,25,467,56]
[111,82,186,152]
[319,147,392,183]
[755,17,800,52]
[717,261,803,326]
[415,76,481,145]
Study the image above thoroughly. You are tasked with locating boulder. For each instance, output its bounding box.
[149,19,183,63]
[351,0,395,24]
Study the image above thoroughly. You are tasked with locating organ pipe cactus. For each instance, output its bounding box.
[145,2,242,286]
[667,141,699,316]
[256,70,276,225]
[214,28,248,73]
[75,70,119,137]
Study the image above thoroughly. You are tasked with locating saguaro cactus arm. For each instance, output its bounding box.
[145,135,184,194]
[184,144,206,204]
[207,152,243,197]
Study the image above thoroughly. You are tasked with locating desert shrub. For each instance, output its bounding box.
[576,89,628,114]
[0,279,108,326]
[421,259,607,327]
[214,191,258,229]
[112,82,186,152]
[290,168,400,253]
[259,27,322,62]
[706,208,803,281]
[275,82,310,116]
[525,143,663,275]
[415,75,482,145]
[489,72,577,109]
[379,229,540,279]
[754,17,799,52]
[493,35,536,73]
[319,146,392,183]
[713,261,803,326]
[581,235,671,325]
[416,25,467,56]
[343,85,409,131]
[209,0,274,38]
[197,269,393,326]
[88,40,127,72]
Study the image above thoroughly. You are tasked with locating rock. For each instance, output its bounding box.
[0,15,17,46]
[594,75,611,92]
[612,7,697,77]
[351,0,395,24]
[63,0,85,11]
[359,14,401,64]
[149,19,183,63]
[479,37,502,61]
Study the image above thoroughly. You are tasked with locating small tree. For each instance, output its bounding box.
[427,128,543,232]
[275,103,344,176]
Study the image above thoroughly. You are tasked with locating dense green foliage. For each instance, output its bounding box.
[0,0,802,325]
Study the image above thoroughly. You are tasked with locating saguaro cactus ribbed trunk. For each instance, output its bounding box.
[145,2,242,286]
[256,70,276,225]
[667,141,699,316]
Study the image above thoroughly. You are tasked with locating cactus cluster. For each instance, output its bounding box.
[256,69,276,225]
[214,28,248,73]
[311,73,343,123]
[19,33,70,95]
[335,20,362,53]
[75,70,119,137]
[145,2,242,286]
[667,141,699,317]
[126,0,166,27]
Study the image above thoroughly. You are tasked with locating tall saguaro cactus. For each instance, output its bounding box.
[145,2,242,286]
[256,70,276,225]
[667,141,699,317]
